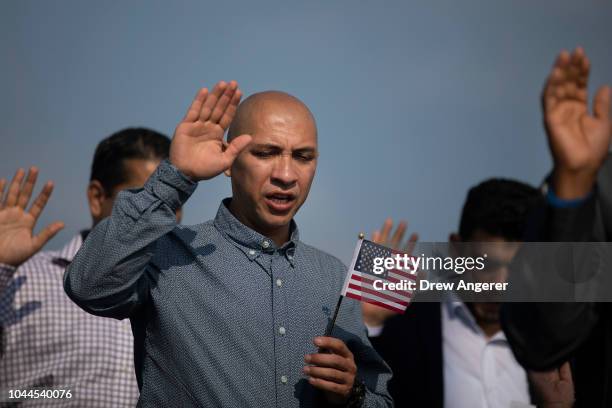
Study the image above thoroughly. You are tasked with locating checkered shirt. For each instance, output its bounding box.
[0,233,139,407]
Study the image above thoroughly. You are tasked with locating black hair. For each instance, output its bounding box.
[459,178,540,241]
[90,127,170,195]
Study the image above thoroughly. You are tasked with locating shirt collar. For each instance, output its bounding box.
[444,297,507,342]
[213,198,299,263]
[55,232,85,263]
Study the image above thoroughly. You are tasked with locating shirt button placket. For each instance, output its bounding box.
[271,254,291,406]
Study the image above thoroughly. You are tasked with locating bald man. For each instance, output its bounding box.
[64,81,393,407]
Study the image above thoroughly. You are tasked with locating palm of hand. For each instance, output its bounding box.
[0,207,39,266]
[548,99,610,172]
[171,120,230,180]
[529,362,574,406]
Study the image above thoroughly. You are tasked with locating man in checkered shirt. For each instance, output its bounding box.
[0,128,178,407]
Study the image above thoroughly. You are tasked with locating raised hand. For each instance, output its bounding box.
[371,218,418,254]
[544,47,611,199]
[0,167,64,267]
[169,80,253,181]
[362,218,418,328]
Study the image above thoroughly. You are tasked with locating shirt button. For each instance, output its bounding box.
[262,240,270,249]
[280,375,288,384]
[276,279,283,287]
[278,326,286,335]
[248,250,256,256]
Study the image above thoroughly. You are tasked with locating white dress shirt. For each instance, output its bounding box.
[442,301,532,408]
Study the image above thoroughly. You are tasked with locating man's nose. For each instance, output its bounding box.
[271,154,298,186]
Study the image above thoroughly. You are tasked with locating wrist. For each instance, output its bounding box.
[168,158,199,182]
[0,261,18,270]
[0,257,22,268]
[343,378,366,408]
[144,160,198,211]
[551,167,597,200]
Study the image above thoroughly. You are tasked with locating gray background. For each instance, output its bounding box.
[1,0,611,263]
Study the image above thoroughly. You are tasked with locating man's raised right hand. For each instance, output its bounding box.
[169,80,252,181]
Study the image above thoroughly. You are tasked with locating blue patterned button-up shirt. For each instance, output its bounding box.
[64,160,393,408]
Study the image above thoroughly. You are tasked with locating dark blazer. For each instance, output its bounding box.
[501,154,612,408]
[369,302,444,408]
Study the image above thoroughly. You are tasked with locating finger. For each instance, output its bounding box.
[568,47,585,81]
[32,221,64,251]
[218,88,243,130]
[0,178,6,209]
[307,377,348,396]
[304,366,350,384]
[555,49,571,70]
[405,233,419,255]
[554,85,566,100]
[4,168,25,207]
[563,82,580,102]
[183,88,209,122]
[209,80,238,124]
[222,134,252,165]
[28,181,54,221]
[559,362,573,383]
[578,56,590,88]
[199,81,227,122]
[371,230,381,243]
[314,336,352,358]
[306,353,353,371]
[379,218,393,245]
[570,46,585,69]
[593,85,611,120]
[551,51,571,88]
[544,67,565,112]
[17,167,39,209]
[390,220,407,249]
[576,88,588,103]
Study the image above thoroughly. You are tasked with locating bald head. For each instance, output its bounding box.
[225,90,319,246]
[228,91,317,141]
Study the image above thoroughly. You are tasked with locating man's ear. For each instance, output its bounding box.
[87,180,106,221]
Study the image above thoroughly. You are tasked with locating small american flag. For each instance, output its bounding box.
[341,238,416,313]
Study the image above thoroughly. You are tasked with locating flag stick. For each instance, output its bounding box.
[324,295,344,336]
[323,232,365,337]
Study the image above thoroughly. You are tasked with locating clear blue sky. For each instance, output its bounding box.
[2,0,611,263]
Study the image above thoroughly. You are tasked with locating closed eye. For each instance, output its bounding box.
[251,149,280,158]
[293,152,316,162]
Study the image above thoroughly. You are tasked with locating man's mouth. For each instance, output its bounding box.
[264,193,297,213]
